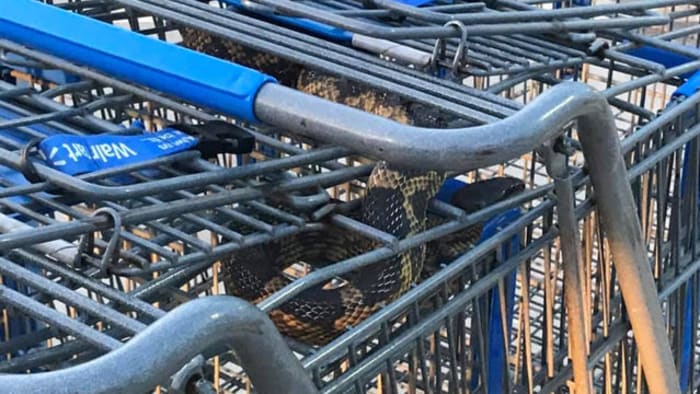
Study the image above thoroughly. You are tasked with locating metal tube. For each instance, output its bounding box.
[252,0,669,38]
[0,145,348,201]
[576,100,681,394]
[543,147,593,394]
[0,296,317,394]
[251,81,602,171]
[0,258,147,334]
[0,212,78,263]
[0,164,371,251]
[0,285,123,352]
[370,0,687,24]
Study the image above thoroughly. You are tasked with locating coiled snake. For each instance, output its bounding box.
[179,26,525,346]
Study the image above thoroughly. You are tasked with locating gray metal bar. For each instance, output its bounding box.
[11,249,164,320]
[0,212,79,263]
[369,0,688,24]
[0,258,147,334]
[249,81,595,171]
[0,164,371,252]
[609,29,700,60]
[542,146,593,394]
[0,144,348,201]
[252,0,669,38]
[0,285,123,351]
[0,296,318,394]
[575,90,681,394]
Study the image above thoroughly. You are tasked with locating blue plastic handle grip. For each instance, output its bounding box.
[674,70,700,99]
[624,45,697,80]
[395,0,437,5]
[0,0,277,123]
[221,0,353,43]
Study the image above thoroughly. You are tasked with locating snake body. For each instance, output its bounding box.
[179,27,524,345]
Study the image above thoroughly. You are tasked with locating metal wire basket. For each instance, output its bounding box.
[0,1,699,393]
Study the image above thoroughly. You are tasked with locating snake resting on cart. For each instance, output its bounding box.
[179,27,525,346]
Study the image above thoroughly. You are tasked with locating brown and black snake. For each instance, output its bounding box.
[178,25,525,346]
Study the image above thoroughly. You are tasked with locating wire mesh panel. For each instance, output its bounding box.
[0,1,699,394]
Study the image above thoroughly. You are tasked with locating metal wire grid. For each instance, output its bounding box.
[45,0,700,120]
[0,38,372,372]
[0,40,547,392]
[1,2,700,394]
[0,8,545,392]
[128,2,700,392]
[107,0,699,81]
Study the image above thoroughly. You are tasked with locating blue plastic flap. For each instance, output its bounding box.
[221,0,353,43]
[395,0,436,5]
[38,129,198,176]
[624,46,698,80]
[436,177,520,394]
[0,0,277,123]
[673,70,700,99]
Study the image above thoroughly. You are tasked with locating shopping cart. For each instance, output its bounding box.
[0,1,698,393]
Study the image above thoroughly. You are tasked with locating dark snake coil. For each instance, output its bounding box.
[178,27,525,346]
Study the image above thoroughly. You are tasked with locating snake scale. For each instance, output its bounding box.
[178,25,525,346]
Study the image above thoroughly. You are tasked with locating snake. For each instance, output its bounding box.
[178,25,525,346]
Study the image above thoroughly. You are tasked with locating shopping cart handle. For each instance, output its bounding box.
[673,70,700,99]
[0,296,317,394]
[222,0,353,43]
[0,0,277,124]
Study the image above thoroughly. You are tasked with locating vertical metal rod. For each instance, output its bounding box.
[577,108,681,394]
[542,146,593,394]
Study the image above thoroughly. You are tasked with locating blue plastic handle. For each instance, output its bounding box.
[0,0,277,123]
[622,44,700,99]
[221,0,353,43]
[393,0,437,5]
[674,70,700,99]
[624,45,698,80]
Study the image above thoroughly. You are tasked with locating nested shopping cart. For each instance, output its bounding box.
[0,1,699,393]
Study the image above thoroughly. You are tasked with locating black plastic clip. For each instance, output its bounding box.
[169,120,255,160]
[19,137,45,183]
[587,38,609,60]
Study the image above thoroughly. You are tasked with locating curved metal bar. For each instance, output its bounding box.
[0,145,348,201]
[255,81,681,393]
[255,81,594,172]
[0,296,318,394]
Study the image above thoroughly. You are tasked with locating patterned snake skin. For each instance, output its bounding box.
[179,27,525,346]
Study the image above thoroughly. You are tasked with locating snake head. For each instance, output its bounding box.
[449,177,525,214]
